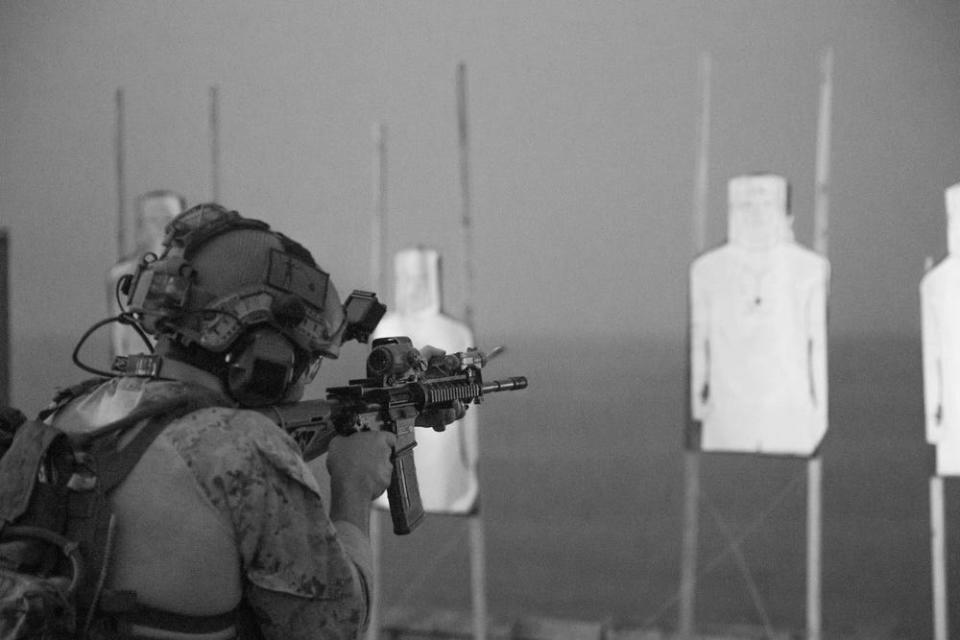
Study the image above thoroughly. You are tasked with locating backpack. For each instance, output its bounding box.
[0,379,226,640]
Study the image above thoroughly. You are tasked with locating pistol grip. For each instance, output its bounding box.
[387,442,424,534]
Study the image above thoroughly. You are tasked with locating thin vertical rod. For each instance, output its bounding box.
[365,123,389,640]
[679,452,700,639]
[0,230,9,407]
[210,85,221,203]
[366,512,383,640]
[807,46,834,640]
[692,53,712,255]
[469,515,488,640]
[679,51,711,640]
[115,88,127,260]
[813,47,833,258]
[930,476,948,640]
[371,123,388,294]
[806,457,823,640]
[457,61,488,640]
[924,258,941,640]
[457,62,475,331]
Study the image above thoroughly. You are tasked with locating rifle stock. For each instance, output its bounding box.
[256,336,528,534]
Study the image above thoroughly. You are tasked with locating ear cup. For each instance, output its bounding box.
[226,329,298,406]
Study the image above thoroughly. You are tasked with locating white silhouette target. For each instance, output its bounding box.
[373,247,480,513]
[921,182,960,476]
[107,191,184,359]
[690,174,830,455]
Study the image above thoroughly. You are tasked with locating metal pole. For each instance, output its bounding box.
[0,230,9,407]
[923,255,947,640]
[469,516,488,640]
[679,52,711,640]
[366,512,383,640]
[679,452,700,639]
[365,122,389,640]
[807,46,834,640]
[210,85,221,203]
[115,88,127,259]
[692,53,712,258]
[806,457,823,640]
[930,475,948,640]
[813,47,834,258]
[457,61,488,640]
[371,123,388,295]
[457,62,476,332]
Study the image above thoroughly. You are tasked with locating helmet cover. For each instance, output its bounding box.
[127,204,345,361]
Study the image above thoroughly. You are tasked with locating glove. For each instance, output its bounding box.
[415,345,468,431]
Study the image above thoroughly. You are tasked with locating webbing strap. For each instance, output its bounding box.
[0,420,64,523]
[38,377,108,422]
[91,400,188,494]
[91,390,250,640]
[122,605,238,635]
[76,393,220,494]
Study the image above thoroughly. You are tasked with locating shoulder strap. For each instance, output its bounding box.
[38,377,108,422]
[0,379,108,525]
[71,389,226,636]
[0,418,66,525]
[72,382,226,443]
[91,400,189,494]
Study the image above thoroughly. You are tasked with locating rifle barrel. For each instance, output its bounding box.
[482,376,528,394]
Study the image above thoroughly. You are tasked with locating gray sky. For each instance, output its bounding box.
[2,1,959,406]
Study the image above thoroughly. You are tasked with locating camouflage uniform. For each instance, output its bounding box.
[51,376,372,640]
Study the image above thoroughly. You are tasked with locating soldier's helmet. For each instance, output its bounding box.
[125,203,346,404]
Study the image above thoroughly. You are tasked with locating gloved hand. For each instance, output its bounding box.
[327,430,397,501]
[414,345,468,431]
